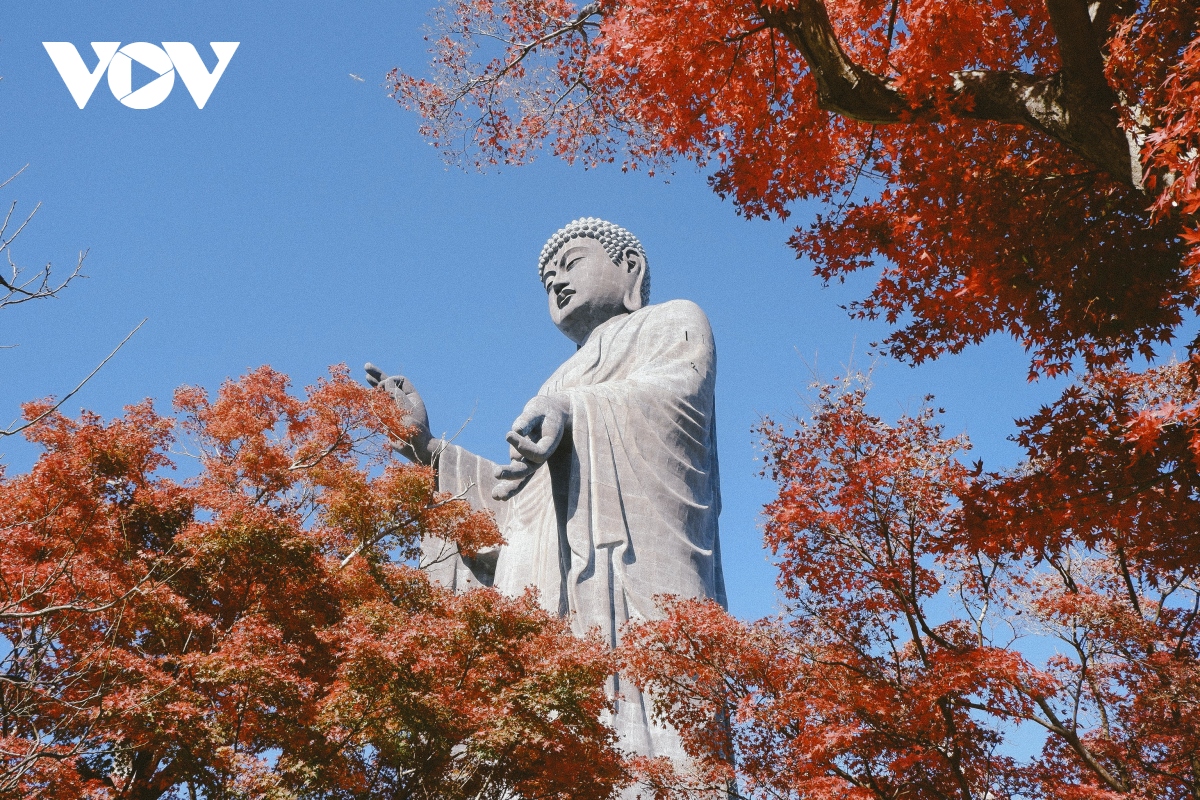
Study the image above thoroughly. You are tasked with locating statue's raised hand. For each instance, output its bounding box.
[365,362,436,465]
[493,394,570,500]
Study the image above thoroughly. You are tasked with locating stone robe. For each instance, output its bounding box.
[427,298,726,759]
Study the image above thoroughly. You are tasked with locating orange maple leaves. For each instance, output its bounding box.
[625,376,1200,800]
[0,366,623,799]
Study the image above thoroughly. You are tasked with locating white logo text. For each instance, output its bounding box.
[43,42,239,109]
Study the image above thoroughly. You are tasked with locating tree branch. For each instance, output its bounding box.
[757,0,905,123]
[1045,0,1111,96]
[755,0,1141,187]
[1,319,147,437]
[1032,694,1130,792]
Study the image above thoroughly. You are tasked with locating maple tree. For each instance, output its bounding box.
[0,366,625,799]
[624,377,1200,799]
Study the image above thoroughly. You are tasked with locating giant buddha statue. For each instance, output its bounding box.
[366,217,726,762]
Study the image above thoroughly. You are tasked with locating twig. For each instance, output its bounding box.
[0,164,28,193]
[1,318,147,437]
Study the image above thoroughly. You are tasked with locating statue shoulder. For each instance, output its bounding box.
[648,298,710,340]
[641,298,712,330]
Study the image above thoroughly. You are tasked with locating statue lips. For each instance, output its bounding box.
[555,287,575,309]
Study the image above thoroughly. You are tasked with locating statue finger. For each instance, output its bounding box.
[364,362,386,387]
[527,412,563,460]
[506,431,548,464]
[527,440,557,462]
[494,458,535,481]
[491,477,528,502]
[539,412,564,446]
[510,408,543,437]
[495,458,537,481]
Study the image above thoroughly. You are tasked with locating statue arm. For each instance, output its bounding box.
[433,440,506,518]
[427,441,507,588]
[364,363,504,588]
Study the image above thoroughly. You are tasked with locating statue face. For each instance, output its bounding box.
[542,237,640,345]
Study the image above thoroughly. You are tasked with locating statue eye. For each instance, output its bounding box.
[564,256,584,271]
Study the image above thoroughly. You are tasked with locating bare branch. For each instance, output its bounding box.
[1,318,147,438]
[0,164,28,192]
[437,5,601,117]
[0,562,168,622]
[0,169,88,324]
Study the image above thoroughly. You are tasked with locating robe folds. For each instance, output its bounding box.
[427,299,727,760]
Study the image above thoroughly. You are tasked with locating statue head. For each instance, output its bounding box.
[537,218,650,345]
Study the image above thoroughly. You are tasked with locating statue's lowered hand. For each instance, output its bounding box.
[506,394,569,463]
[491,394,570,500]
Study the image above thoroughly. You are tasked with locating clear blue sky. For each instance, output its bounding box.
[0,1,1082,621]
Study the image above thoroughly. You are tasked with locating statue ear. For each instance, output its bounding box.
[621,248,646,312]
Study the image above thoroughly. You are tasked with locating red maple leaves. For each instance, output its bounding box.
[391,0,1200,377]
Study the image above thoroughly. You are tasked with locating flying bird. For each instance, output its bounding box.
[349,73,365,82]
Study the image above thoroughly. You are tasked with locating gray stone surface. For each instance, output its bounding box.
[365,218,726,765]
